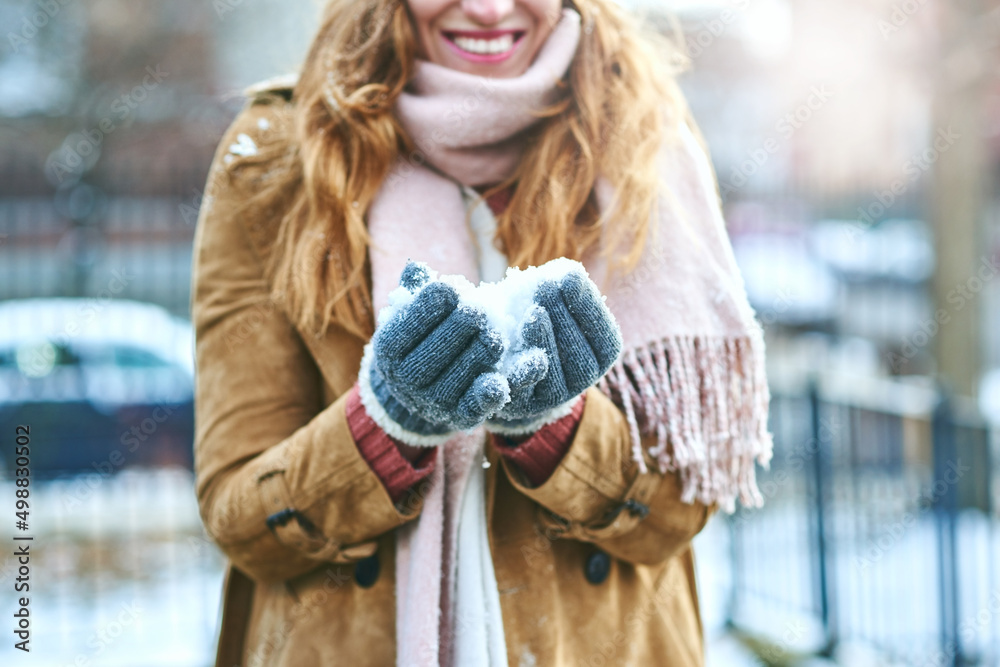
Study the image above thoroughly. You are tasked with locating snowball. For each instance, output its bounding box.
[377,258,593,375]
[473,258,589,369]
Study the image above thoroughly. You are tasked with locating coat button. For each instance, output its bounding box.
[354,554,380,588]
[584,550,611,585]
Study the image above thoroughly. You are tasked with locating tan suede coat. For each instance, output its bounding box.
[192,82,716,667]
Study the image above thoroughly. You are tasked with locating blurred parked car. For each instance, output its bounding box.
[806,218,934,284]
[0,298,194,475]
[730,232,840,329]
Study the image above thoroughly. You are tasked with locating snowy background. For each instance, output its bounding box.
[1,0,999,665]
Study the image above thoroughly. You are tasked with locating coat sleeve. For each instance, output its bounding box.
[498,387,716,566]
[191,99,424,584]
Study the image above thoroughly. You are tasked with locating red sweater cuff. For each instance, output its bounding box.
[346,384,437,504]
[491,395,586,487]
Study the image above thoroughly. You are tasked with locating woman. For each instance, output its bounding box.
[191,0,773,665]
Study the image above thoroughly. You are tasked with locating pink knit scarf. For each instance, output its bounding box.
[365,9,773,666]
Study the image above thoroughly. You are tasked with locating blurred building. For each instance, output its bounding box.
[646,0,1000,395]
[0,0,320,314]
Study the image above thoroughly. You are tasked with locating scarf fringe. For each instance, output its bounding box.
[597,333,774,514]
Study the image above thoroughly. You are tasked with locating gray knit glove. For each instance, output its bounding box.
[487,270,623,436]
[358,261,511,447]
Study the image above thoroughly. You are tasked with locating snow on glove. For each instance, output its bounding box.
[358,261,512,447]
[487,265,623,436]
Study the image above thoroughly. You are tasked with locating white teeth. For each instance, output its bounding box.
[452,33,514,55]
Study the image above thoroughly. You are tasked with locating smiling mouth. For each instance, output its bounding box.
[442,30,526,59]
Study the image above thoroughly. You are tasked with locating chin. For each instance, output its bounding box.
[444,57,532,78]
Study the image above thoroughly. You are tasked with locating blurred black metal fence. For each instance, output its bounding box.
[728,372,1000,666]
